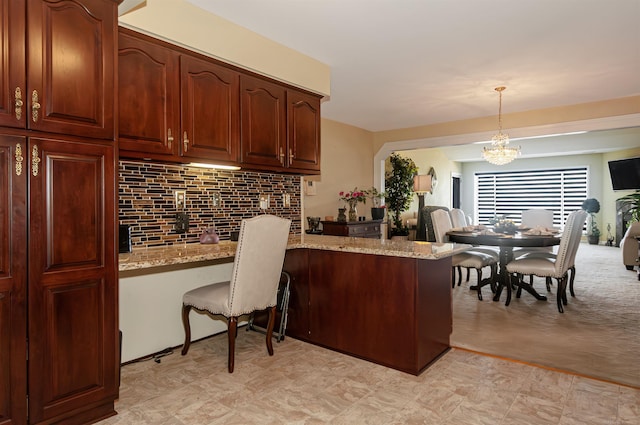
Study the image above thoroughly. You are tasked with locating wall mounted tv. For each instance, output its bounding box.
[608,157,640,190]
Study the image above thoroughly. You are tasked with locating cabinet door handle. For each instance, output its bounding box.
[183,131,189,152]
[14,87,23,120]
[31,90,41,122]
[167,128,173,149]
[15,143,24,176]
[279,147,285,165]
[31,145,41,177]
[289,148,294,163]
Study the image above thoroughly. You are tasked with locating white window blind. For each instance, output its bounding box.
[475,167,588,229]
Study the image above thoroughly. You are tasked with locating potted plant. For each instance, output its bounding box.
[617,190,640,224]
[365,187,387,220]
[581,198,601,244]
[384,153,418,237]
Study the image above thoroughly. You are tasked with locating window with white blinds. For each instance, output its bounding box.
[474,167,588,229]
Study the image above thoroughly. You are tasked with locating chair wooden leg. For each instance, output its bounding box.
[546,277,552,292]
[466,268,470,282]
[457,266,463,286]
[569,266,576,297]
[228,317,237,373]
[556,277,566,313]
[180,304,192,355]
[265,306,276,356]
[475,269,483,300]
[451,267,456,288]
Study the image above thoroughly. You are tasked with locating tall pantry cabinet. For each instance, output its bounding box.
[0,1,120,424]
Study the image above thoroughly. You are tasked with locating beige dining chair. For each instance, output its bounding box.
[506,209,587,313]
[431,209,497,300]
[180,214,292,372]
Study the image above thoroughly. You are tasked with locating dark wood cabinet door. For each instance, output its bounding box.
[287,89,321,172]
[0,135,28,425]
[26,0,116,139]
[27,137,117,424]
[118,29,180,160]
[0,0,26,129]
[240,75,287,168]
[283,249,310,340]
[181,54,239,163]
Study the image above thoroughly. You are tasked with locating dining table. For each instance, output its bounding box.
[447,229,562,305]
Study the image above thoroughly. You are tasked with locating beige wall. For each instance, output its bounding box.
[303,119,374,223]
[393,148,461,225]
[119,0,330,97]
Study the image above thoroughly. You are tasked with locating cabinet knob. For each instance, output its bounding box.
[32,90,41,122]
[14,87,23,120]
[31,145,41,177]
[167,128,174,149]
[15,143,23,176]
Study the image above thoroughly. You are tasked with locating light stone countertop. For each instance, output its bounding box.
[118,233,468,271]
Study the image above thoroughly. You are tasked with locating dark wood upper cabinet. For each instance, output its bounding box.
[118,29,181,160]
[288,89,321,172]
[0,0,116,138]
[118,28,240,165]
[118,28,321,174]
[0,135,28,425]
[240,74,287,169]
[25,0,117,139]
[0,0,26,129]
[180,54,239,164]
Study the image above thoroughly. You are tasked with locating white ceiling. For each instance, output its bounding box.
[186,0,639,132]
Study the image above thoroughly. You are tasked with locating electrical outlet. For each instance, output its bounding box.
[175,212,189,233]
[283,193,291,208]
[259,194,270,210]
[211,192,221,207]
[174,190,186,210]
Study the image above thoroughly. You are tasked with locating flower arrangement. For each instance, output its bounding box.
[339,188,367,206]
[489,215,517,234]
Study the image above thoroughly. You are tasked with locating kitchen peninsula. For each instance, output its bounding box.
[119,235,466,375]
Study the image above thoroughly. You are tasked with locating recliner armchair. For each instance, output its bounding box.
[621,221,640,270]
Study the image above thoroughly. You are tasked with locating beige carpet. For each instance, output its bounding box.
[451,242,640,388]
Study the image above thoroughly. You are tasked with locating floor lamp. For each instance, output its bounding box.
[413,174,432,241]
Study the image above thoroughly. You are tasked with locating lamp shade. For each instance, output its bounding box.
[413,174,432,194]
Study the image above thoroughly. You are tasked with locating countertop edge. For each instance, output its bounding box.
[118,235,469,272]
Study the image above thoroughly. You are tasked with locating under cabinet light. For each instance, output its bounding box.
[188,162,241,171]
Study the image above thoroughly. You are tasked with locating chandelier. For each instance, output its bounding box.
[482,86,520,165]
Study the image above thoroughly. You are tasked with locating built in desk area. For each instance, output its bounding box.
[119,235,468,375]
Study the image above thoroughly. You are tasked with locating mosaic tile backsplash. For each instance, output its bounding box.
[119,160,302,248]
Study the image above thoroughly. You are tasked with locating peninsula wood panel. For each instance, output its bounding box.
[285,248,452,375]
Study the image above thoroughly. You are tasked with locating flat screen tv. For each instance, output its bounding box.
[608,157,640,190]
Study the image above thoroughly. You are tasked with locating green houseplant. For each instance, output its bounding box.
[365,187,387,220]
[581,198,601,244]
[384,153,418,237]
[617,190,640,224]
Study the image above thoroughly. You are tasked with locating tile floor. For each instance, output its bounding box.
[99,330,639,424]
